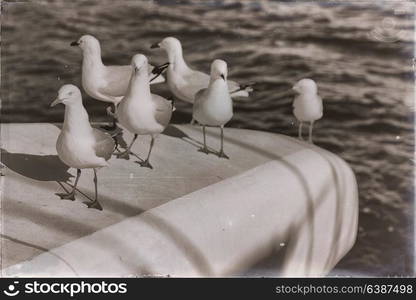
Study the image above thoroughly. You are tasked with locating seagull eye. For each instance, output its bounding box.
[68,91,73,95]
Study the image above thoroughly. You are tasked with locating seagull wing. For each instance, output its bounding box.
[228,79,249,97]
[93,129,115,161]
[292,95,301,108]
[194,88,207,109]
[182,70,210,98]
[152,94,173,128]
[101,64,165,97]
[317,95,323,117]
[183,71,249,98]
[101,65,133,97]
[192,88,208,121]
[227,79,240,92]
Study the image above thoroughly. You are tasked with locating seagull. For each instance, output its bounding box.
[51,84,116,210]
[116,54,174,169]
[150,37,252,106]
[70,34,165,129]
[292,78,323,143]
[192,59,233,159]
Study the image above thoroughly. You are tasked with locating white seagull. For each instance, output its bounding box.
[150,37,252,105]
[193,59,233,159]
[71,34,165,128]
[51,84,115,210]
[116,54,174,169]
[292,78,323,143]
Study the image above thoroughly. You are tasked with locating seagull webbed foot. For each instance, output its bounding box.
[116,151,130,160]
[138,160,153,169]
[106,106,115,117]
[198,147,210,155]
[56,192,75,201]
[86,200,103,211]
[101,124,117,131]
[218,151,230,159]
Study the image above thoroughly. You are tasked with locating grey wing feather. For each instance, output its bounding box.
[93,129,115,161]
[101,65,133,97]
[318,96,323,117]
[152,94,173,128]
[192,88,207,121]
[101,65,164,97]
[228,79,249,97]
[182,70,210,96]
[193,88,206,111]
[227,80,240,92]
[184,70,248,98]
[194,88,206,100]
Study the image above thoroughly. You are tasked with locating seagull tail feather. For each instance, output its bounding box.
[230,82,256,97]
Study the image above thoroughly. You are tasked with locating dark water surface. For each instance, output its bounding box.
[1,0,414,276]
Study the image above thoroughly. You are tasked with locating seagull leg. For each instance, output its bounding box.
[298,122,303,140]
[116,134,138,160]
[112,129,125,154]
[113,135,120,153]
[102,104,118,131]
[0,163,5,176]
[308,121,314,144]
[87,169,103,211]
[139,136,155,169]
[56,168,81,200]
[198,125,209,154]
[111,118,117,130]
[218,125,229,159]
[111,103,118,128]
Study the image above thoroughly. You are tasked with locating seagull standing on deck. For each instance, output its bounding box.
[150,37,252,105]
[292,78,323,143]
[193,59,233,159]
[71,34,165,129]
[51,84,115,210]
[116,54,174,169]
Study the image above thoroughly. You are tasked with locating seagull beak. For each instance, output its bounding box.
[150,42,160,49]
[221,74,225,81]
[70,41,79,46]
[50,97,63,107]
